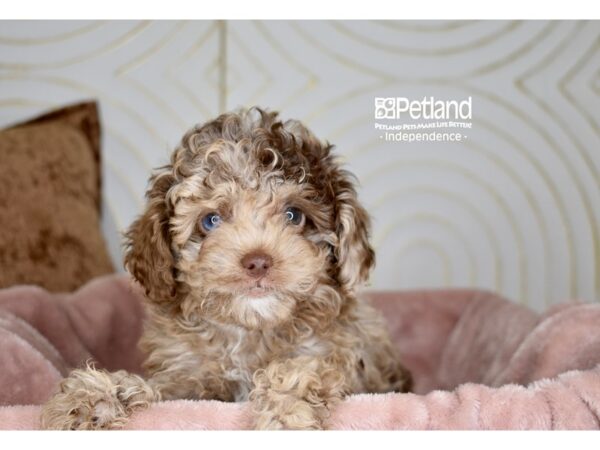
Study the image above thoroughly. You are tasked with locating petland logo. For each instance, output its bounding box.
[375,97,472,120]
[374,96,473,143]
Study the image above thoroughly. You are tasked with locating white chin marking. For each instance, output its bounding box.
[238,294,280,321]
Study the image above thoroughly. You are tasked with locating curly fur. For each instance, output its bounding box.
[41,107,411,430]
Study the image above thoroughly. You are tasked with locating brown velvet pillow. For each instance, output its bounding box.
[0,101,114,292]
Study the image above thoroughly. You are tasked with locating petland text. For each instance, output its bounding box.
[375,97,472,120]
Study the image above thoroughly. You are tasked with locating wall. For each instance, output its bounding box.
[1,21,599,310]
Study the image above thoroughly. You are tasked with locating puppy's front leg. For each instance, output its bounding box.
[41,365,158,430]
[249,356,347,430]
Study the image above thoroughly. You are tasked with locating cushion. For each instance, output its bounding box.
[1,275,600,429]
[0,101,114,292]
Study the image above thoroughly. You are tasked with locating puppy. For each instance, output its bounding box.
[41,107,411,430]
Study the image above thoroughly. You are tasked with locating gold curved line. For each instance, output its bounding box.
[253,21,320,111]
[372,20,479,33]
[393,239,453,286]
[472,116,555,306]
[204,55,223,90]
[0,98,51,108]
[464,80,589,307]
[0,73,169,151]
[304,78,395,126]
[0,21,150,70]
[557,32,600,300]
[169,21,218,66]
[469,21,558,77]
[102,194,128,271]
[330,21,521,57]
[515,22,599,301]
[557,30,600,159]
[228,26,273,108]
[115,21,191,129]
[373,210,478,286]
[218,20,227,113]
[277,77,320,114]
[102,191,126,239]
[254,21,317,79]
[0,21,105,45]
[105,157,144,211]
[326,113,378,141]
[461,140,529,302]
[115,21,185,76]
[371,186,502,295]
[562,70,600,135]
[105,127,153,172]
[473,89,583,300]
[289,21,556,82]
[364,159,527,302]
[289,21,395,82]
[121,78,190,129]
[165,21,218,118]
[167,76,213,119]
[592,66,600,94]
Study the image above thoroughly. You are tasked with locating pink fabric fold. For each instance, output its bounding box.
[0,274,599,429]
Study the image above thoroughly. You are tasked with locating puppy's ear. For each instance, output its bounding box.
[331,168,375,294]
[124,170,179,307]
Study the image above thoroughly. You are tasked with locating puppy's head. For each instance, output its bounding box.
[125,108,374,329]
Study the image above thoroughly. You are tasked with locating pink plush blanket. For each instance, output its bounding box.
[1,274,599,430]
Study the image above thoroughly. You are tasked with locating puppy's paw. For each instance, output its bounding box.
[254,409,322,430]
[41,366,156,430]
[393,364,413,394]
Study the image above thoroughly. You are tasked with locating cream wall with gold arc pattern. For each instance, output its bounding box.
[0,20,598,310]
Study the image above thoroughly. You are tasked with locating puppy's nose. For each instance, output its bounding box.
[241,252,273,278]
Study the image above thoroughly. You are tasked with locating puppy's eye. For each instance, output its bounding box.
[200,213,222,232]
[285,207,304,226]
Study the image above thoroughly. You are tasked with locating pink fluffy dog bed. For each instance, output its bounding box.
[1,274,600,429]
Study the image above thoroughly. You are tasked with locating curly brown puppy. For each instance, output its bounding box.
[41,107,411,430]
